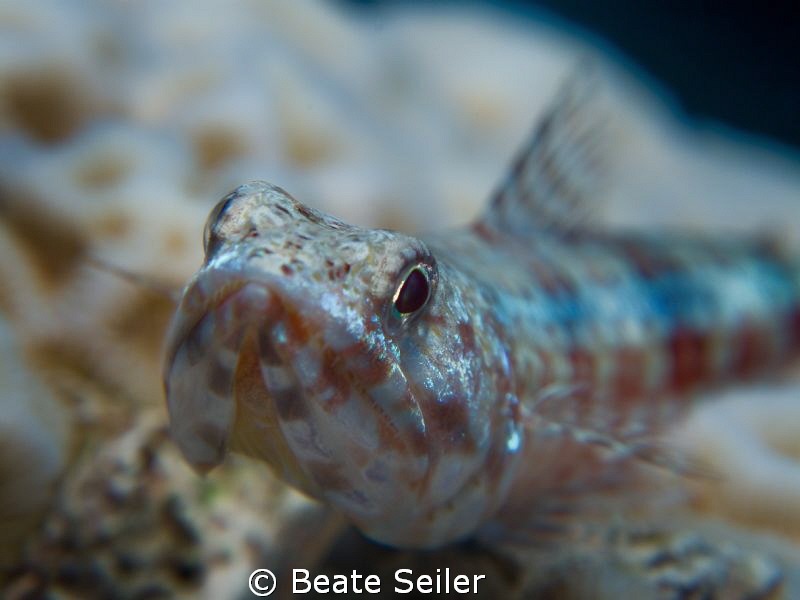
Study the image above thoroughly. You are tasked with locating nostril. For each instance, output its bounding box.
[203,191,239,253]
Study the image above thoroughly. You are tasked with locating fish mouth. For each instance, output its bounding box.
[163,268,326,495]
[163,269,251,378]
[163,269,275,471]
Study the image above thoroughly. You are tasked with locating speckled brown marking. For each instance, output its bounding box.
[273,387,307,421]
[617,240,680,280]
[232,333,267,404]
[349,352,390,389]
[165,77,800,549]
[194,422,227,460]
[568,347,594,385]
[730,321,772,377]
[307,461,350,491]
[284,306,309,345]
[375,415,410,454]
[257,329,282,365]
[471,220,497,243]
[405,421,429,458]
[792,307,800,350]
[424,313,449,329]
[457,323,476,354]
[207,357,233,396]
[319,348,352,404]
[425,394,473,450]
[223,328,245,353]
[534,346,556,389]
[296,203,326,225]
[668,327,711,393]
[539,256,580,297]
[326,263,351,280]
[482,443,508,488]
[613,346,647,399]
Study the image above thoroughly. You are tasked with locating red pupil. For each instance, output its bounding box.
[394,269,428,314]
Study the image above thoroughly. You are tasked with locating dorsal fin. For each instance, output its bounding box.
[478,63,619,235]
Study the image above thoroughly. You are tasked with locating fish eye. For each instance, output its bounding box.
[393,265,431,315]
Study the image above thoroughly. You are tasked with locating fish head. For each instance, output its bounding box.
[164,182,489,545]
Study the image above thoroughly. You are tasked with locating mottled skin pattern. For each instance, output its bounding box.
[164,81,800,549]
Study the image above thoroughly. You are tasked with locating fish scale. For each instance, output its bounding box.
[163,75,800,549]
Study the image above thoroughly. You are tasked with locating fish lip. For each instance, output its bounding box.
[163,269,276,472]
[162,268,251,381]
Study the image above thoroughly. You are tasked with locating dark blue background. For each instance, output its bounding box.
[338,1,800,153]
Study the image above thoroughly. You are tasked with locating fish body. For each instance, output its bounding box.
[163,78,800,548]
